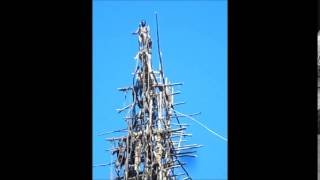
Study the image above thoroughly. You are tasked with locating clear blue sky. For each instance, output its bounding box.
[93,1,227,179]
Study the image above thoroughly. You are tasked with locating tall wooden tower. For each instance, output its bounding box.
[106,16,201,180]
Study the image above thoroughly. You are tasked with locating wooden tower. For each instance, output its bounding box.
[106,15,201,180]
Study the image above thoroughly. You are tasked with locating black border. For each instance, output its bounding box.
[228,0,317,179]
[11,0,93,179]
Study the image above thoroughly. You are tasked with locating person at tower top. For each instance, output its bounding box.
[132,20,151,50]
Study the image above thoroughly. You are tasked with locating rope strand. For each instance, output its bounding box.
[173,110,227,142]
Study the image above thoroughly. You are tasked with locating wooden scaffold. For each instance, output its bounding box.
[104,15,202,180]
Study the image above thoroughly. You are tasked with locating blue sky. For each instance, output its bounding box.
[93,1,227,179]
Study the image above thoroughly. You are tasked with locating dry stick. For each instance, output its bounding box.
[155,12,164,84]
[110,144,113,179]
[98,129,128,136]
[168,106,196,179]
[92,164,107,167]
[155,13,190,178]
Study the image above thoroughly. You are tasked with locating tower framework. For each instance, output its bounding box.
[107,17,201,180]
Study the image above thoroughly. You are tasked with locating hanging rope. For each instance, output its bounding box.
[173,110,228,142]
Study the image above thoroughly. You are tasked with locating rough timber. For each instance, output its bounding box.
[108,17,200,180]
